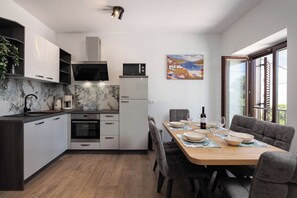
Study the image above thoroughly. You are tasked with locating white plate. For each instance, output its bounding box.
[182,135,207,143]
[183,132,205,141]
[169,121,185,128]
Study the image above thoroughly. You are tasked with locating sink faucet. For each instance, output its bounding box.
[24,94,38,114]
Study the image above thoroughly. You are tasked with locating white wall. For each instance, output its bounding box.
[221,0,297,153]
[0,0,56,42]
[58,33,221,141]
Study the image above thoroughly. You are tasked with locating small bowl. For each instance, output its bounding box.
[194,129,210,136]
[169,121,185,128]
[183,132,205,141]
[229,131,254,143]
[225,136,243,146]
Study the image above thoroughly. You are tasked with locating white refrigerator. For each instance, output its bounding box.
[119,76,148,150]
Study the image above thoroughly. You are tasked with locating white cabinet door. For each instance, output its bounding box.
[100,121,119,136]
[25,29,59,83]
[25,29,45,80]
[45,41,59,82]
[120,78,148,99]
[24,118,51,179]
[51,114,67,159]
[120,99,148,150]
[101,136,119,150]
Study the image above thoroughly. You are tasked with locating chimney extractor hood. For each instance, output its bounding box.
[72,37,109,81]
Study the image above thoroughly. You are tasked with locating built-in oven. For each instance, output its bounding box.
[71,113,100,141]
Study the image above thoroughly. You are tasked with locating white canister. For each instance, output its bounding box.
[54,99,62,110]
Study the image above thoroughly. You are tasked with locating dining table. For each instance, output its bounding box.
[163,121,285,166]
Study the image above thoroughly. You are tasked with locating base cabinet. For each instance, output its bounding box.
[24,118,51,179]
[100,114,119,150]
[51,114,67,159]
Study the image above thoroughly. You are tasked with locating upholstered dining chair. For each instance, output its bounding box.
[218,151,297,198]
[148,115,181,172]
[226,114,295,178]
[149,119,210,198]
[169,109,189,122]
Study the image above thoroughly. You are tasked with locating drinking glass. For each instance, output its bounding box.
[216,116,226,129]
[186,113,193,126]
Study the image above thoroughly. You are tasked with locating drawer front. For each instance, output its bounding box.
[100,121,119,136]
[100,136,119,150]
[100,114,119,121]
[70,142,100,150]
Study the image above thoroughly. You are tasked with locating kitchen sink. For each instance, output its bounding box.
[4,113,48,117]
[3,110,64,117]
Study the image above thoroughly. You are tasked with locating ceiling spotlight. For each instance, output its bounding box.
[111,6,124,20]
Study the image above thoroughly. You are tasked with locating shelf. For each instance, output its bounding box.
[0,17,25,78]
[60,70,70,75]
[60,59,70,65]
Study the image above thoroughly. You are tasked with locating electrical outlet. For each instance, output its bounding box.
[148,100,155,104]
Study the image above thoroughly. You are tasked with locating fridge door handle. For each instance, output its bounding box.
[121,101,130,103]
[121,96,129,99]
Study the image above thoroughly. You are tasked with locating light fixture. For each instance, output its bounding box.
[111,6,124,20]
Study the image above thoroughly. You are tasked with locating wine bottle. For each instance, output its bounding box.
[200,106,206,129]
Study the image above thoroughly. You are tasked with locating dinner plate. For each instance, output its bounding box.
[183,132,205,141]
[169,121,185,128]
[229,131,254,143]
[182,135,208,143]
[194,129,210,135]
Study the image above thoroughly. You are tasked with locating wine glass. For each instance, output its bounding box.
[216,116,226,129]
[186,113,193,126]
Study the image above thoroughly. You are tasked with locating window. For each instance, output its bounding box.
[222,42,287,126]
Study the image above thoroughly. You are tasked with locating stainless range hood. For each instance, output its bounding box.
[72,37,109,81]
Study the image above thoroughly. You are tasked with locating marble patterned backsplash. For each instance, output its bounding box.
[0,78,119,116]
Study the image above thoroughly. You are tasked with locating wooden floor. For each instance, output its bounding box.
[0,151,207,198]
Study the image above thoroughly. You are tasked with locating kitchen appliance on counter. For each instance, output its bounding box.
[123,63,146,76]
[119,76,148,150]
[71,113,100,150]
[63,95,73,109]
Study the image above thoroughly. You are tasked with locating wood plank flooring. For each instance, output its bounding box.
[0,152,202,198]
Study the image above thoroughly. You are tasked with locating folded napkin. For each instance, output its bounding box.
[177,134,220,148]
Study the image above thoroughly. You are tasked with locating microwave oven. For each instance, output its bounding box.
[123,63,146,76]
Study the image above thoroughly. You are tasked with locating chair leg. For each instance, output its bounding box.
[190,178,196,192]
[197,177,208,198]
[157,171,165,193]
[153,159,158,171]
[166,179,174,198]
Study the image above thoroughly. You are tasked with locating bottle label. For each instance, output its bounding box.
[200,118,206,123]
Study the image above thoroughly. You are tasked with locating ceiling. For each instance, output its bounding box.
[12,0,262,34]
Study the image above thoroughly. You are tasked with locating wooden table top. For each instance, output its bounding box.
[163,121,285,166]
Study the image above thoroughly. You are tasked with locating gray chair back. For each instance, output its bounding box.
[230,115,295,151]
[148,120,169,177]
[148,115,156,124]
[169,109,189,121]
[249,151,297,198]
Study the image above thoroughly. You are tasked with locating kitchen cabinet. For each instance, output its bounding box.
[25,29,59,83]
[100,114,119,150]
[59,49,71,84]
[51,114,67,159]
[0,17,25,77]
[24,118,51,179]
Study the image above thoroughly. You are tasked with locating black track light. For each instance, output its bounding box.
[111,6,124,20]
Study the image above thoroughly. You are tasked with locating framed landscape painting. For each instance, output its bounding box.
[167,54,204,80]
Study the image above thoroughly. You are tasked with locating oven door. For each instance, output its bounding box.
[71,120,100,139]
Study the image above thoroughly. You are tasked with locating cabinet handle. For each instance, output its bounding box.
[80,144,90,146]
[105,137,114,139]
[105,115,114,117]
[46,77,53,80]
[121,96,129,98]
[35,121,44,125]
[36,75,44,78]
[121,101,129,103]
[53,117,60,120]
[105,122,114,125]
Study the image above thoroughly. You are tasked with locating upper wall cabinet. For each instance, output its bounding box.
[25,29,59,83]
[0,17,25,77]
